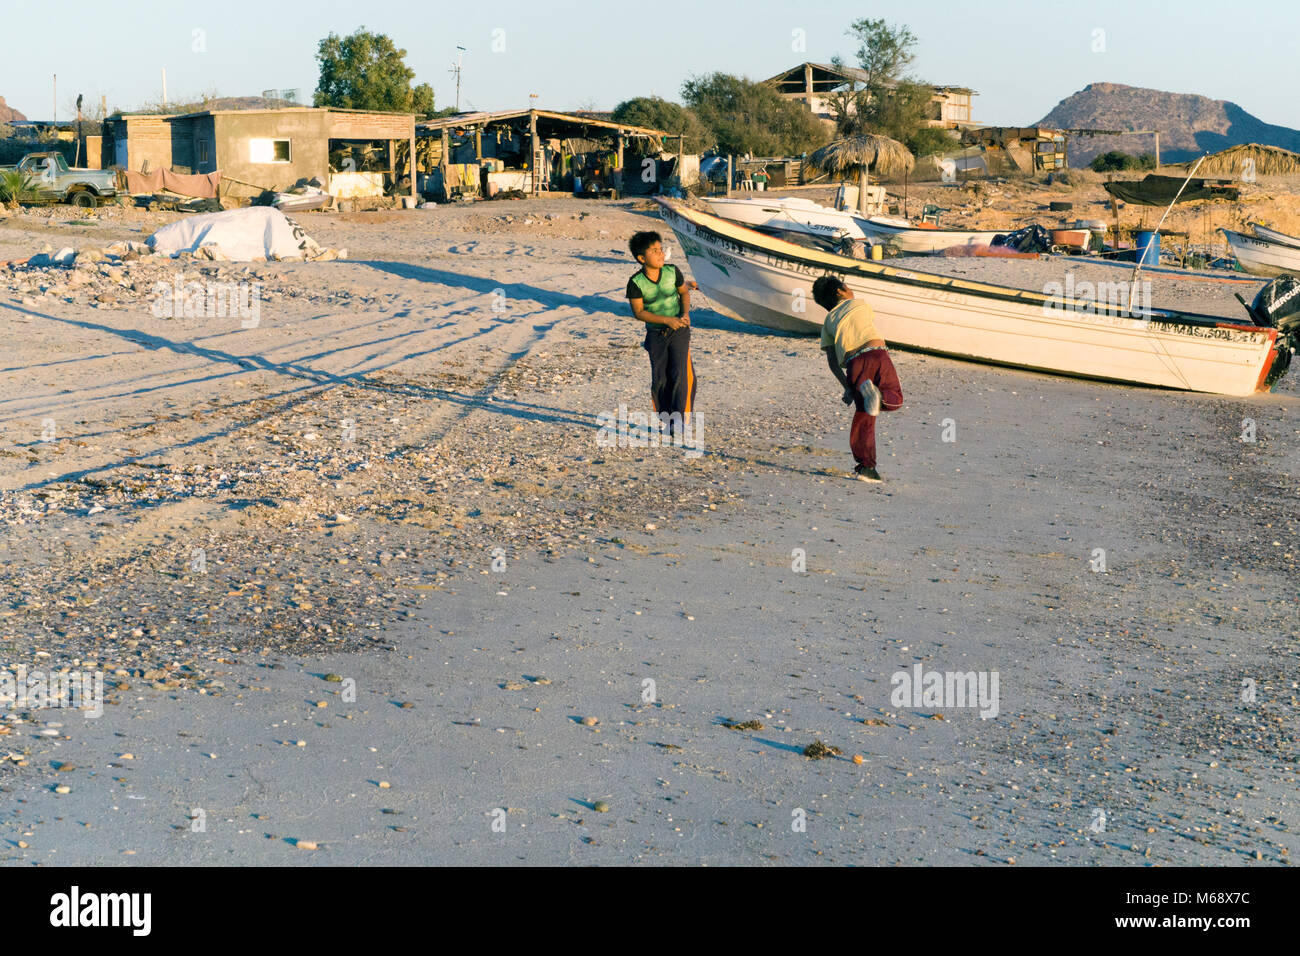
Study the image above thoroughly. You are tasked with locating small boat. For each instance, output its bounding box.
[702,195,1013,255]
[657,199,1293,396]
[857,215,1010,254]
[1249,222,1300,249]
[1220,228,1300,277]
[702,196,871,240]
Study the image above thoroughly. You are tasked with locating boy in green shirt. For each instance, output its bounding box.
[626,230,698,436]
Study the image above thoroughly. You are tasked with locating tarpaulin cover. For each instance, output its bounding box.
[124,168,222,199]
[1102,175,1240,207]
[147,207,323,261]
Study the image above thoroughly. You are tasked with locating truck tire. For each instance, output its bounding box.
[69,190,98,209]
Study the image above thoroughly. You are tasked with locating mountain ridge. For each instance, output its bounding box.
[1033,82,1300,167]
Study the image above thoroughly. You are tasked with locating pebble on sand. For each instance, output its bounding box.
[593,800,610,813]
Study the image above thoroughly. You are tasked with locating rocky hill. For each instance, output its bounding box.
[1034,82,1300,167]
[0,96,27,124]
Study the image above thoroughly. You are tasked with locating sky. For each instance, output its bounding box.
[5,0,1299,132]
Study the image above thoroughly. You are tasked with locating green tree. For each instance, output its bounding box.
[411,83,436,119]
[828,19,934,145]
[314,29,432,114]
[681,73,827,156]
[611,96,714,152]
[845,17,916,88]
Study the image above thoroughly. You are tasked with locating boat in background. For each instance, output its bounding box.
[857,215,1010,254]
[657,199,1292,396]
[702,195,870,240]
[1221,228,1300,277]
[1249,222,1300,248]
[701,195,1015,255]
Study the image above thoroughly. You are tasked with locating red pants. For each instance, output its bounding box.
[846,349,903,469]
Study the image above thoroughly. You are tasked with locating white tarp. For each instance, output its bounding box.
[147,207,324,261]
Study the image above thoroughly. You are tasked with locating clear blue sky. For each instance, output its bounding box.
[6,0,1298,131]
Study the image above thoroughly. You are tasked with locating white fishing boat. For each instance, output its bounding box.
[701,196,1012,254]
[857,215,1009,254]
[658,199,1292,396]
[1249,222,1300,248]
[702,196,871,240]
[1221,228,1300,277]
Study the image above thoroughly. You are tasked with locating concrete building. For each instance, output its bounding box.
[103,106,416,201]
[764,62,975,131]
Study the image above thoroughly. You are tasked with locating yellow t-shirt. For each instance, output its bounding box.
[820,298,882,368]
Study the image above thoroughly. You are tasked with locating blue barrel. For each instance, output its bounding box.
[1135,230,1161,266]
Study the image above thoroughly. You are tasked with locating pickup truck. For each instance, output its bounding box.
[0,152,119,207]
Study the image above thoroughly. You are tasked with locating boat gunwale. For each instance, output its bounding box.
[661,199,1269,336]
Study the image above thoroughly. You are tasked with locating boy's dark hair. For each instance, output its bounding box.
[629,231,662,262]
[812,275,847,312]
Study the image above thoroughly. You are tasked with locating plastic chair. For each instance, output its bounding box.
[921,203,948,225]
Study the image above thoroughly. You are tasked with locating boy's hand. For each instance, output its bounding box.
[842,386,856,405]
[686,280,699,291]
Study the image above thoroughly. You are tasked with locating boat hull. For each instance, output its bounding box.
[702,196,871,240]
[1222,228,1300,277]
[659,200,1283,396]
[860,216,1008,254]
[1249,222,1300,249]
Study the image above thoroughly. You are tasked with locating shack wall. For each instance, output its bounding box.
[212,111,330,191]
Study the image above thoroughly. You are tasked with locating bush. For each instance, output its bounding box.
[906,127,959,158]
[0,169,41,206]
[1089,150,1156,172]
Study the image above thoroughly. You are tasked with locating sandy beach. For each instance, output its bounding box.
[1,195,1297,865]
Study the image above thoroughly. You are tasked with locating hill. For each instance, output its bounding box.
[1034,82,1300,167]
[0,96,27,124]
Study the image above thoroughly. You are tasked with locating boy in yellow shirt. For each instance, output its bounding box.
[812,276,903,482]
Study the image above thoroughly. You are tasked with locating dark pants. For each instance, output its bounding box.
[644,326,696,427]
[846,348,903,469]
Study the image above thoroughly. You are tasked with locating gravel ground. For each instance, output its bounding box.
[0,196,1296,864]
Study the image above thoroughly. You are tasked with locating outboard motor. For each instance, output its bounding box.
[1241,276,1300,386]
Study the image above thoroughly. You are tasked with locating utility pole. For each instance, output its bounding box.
[450,46,467,112]
[161,68,168,108]
[52,74,56,125]
[75,93,83,166]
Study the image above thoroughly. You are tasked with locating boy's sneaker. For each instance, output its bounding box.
[854,465,882,483]
[858,379,882,416]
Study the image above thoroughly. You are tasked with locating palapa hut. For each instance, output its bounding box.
[1171,143,1300,179]
[804,133,914,214]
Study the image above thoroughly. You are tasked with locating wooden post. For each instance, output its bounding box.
[726,154,733,197]
[441,126,449,195]
[529,109,538,196]
[475,128,482,162]
[1154,131,1161,170]
[616,133,624,179]
[410,125,418,201]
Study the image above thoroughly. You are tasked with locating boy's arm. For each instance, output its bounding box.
[629,297,683,330]
[826,349,854,403]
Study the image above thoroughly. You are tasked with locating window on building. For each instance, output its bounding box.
[198,140,210,164]
[249,138,292,163]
